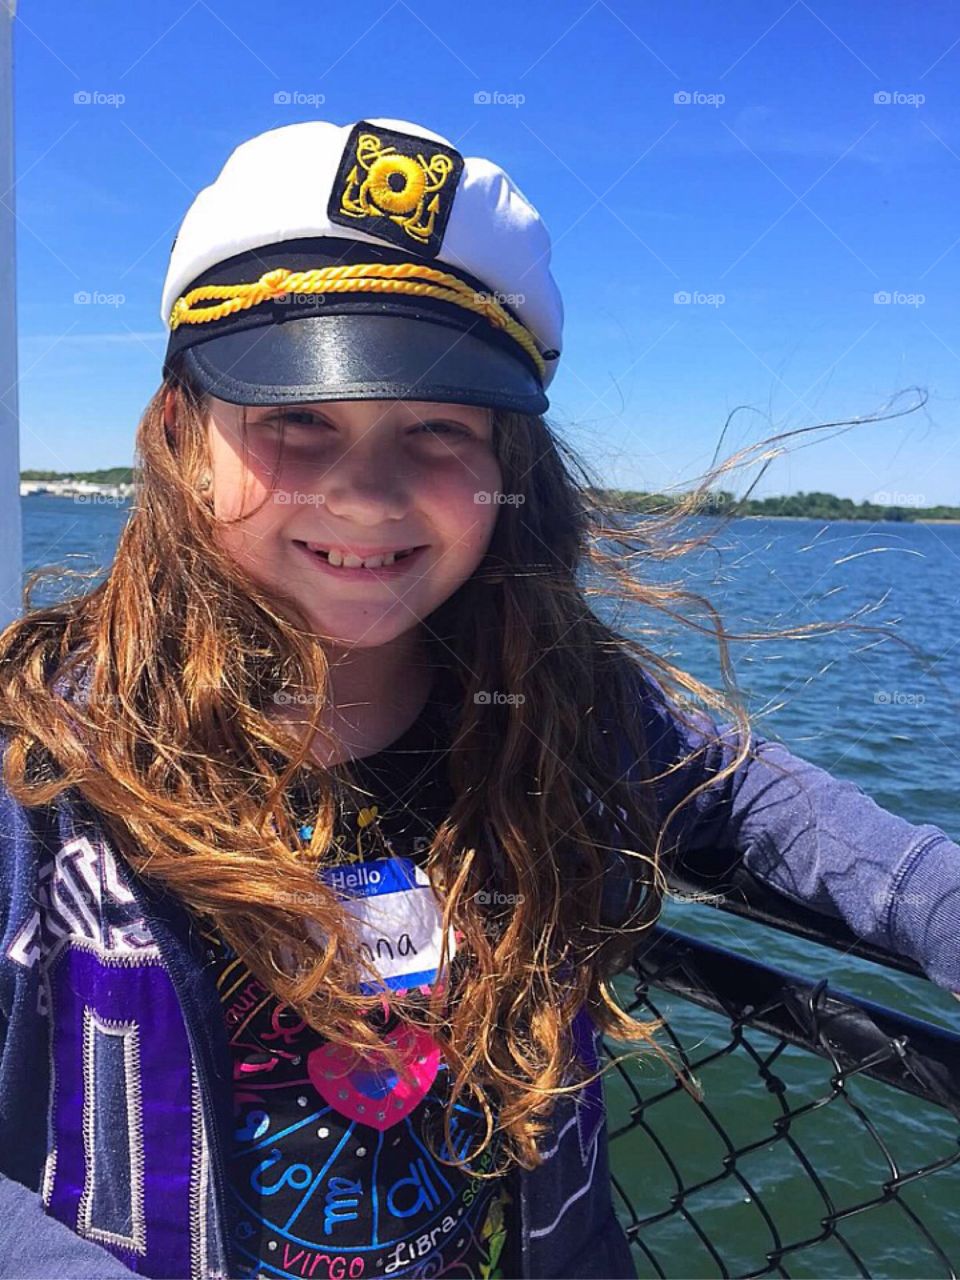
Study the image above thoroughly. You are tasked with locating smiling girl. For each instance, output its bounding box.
[0,116,958,1280]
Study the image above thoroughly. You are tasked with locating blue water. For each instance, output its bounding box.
[20,496,960,1275]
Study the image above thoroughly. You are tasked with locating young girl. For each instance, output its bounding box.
[0,116,957,1280]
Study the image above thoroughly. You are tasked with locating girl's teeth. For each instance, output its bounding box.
[315,546,404,569]
[327,547,394,568]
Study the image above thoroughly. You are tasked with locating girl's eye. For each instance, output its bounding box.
[254,413,472,436]
[412,421,471,438]
[272,410,325,427]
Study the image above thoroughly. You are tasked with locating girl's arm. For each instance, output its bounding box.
[622,669,960,993]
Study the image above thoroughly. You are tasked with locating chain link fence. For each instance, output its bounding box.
[603,852,960,1279]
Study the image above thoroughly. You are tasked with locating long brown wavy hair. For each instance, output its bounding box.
[0,358,926,1177]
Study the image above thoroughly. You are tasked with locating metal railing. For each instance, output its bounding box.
[604,851,960,1279]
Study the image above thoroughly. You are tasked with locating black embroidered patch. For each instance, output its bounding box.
[327,120,465,259]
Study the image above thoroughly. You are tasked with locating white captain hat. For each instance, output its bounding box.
[160,116,564,415]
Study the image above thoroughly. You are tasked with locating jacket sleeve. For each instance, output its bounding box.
[0,1173,140,1278]
[0,739,138,1278]
[626,669,960,993]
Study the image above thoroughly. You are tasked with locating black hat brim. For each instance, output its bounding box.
[177,310,548,414]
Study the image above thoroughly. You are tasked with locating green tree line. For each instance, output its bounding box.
[584,488,960,522]
[21,467,136,484]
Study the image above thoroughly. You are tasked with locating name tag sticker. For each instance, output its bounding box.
[318,857,457,994]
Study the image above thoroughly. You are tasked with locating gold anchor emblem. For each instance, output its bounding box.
[329,122,464,258]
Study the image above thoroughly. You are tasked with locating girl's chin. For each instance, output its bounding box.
[296,604,427,647]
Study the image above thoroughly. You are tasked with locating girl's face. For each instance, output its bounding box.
[203,396,502,648]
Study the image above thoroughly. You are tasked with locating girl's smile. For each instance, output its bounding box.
[291,539,431,581]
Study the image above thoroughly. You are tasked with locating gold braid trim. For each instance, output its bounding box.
[168,262,546,381]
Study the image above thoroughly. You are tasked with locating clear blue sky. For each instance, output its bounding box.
[9,0,960,503]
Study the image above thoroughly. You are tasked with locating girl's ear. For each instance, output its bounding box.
[163,388,177,434]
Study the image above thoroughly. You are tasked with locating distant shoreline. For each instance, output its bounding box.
[585,488,960,523]
[24,494,960,524]
[737,514,960,524]
[20,492,960,524]
[20,483,960,524]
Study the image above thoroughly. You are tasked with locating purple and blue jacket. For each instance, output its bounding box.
[0,669,958,1279]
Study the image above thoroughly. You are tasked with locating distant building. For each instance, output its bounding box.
[20,479,134,499]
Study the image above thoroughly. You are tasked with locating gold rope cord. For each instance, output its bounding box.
[168,262,546,380]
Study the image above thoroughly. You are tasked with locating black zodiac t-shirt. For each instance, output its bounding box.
[199,674,522,1279]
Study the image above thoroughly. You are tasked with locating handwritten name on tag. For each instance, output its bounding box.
[317,857,457,994]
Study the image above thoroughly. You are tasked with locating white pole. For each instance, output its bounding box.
[0,0,19,631]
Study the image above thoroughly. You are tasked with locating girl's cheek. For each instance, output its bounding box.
[211,476,278,537]
[439,449,502,497]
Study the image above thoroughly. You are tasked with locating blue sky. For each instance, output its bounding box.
[9,0,960,503]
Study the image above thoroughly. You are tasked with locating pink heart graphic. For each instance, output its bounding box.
[307,1023,441,1131]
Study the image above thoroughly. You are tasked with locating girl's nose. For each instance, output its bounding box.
[314,442,410,523]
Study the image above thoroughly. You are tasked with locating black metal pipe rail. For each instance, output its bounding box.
[667,842,930,981]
